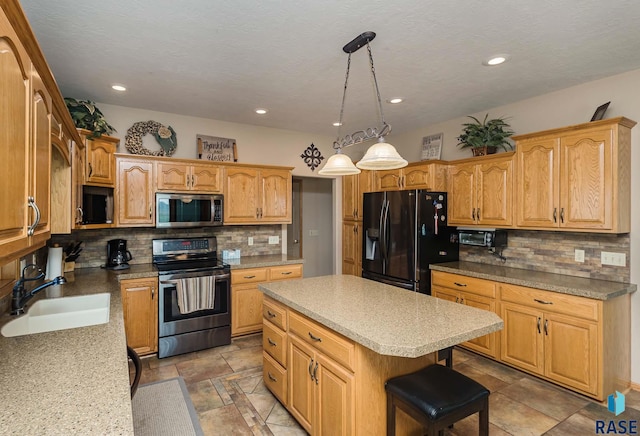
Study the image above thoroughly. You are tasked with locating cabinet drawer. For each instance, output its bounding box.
[231,268,268,284]
[500,284,600,321]
[289,311,355,371]
[263,296,288,330]
[263,352,287,405]
[263,319,287,366]
[269,264,303,281]
[431,271,496,298]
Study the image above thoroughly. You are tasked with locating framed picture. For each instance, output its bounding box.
[590,101,610,122]
[421,133,443,160]
[197,135,238,162]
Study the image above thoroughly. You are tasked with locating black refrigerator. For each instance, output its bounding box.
[361,190,459,294]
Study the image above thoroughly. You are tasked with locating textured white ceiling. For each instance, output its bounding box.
[20,0,640,137]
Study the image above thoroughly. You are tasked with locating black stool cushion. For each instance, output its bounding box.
[385,364,489,421]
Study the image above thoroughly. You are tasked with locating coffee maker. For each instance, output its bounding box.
[105,239,132,270]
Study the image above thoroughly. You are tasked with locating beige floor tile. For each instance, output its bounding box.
[196,342,241,358]
[233,333,263,349]
[138,363,179,384]
[490,392,559,435]
[454,362,510,393]
[267,401,302,428]
[544,412,601,436]
[267,423,308,436]
[246,391,277,421]
[624,388,640,410]
[460,353,529,385]
[199,404,253,435]
[222,346,264,372]
[176,355,234,384]
[578,400,640,422]
[236,373,263,394]
[186,379,225,413]
[444,413,513,436]
[146,352,197,368]
[499,377,589,420]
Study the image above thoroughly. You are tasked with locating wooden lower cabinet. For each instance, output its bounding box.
[120,277,158,356]
[263,295,434,435]
[231,264,303,337]
[342,221,361,276]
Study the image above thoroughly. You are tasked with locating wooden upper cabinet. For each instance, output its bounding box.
[371,162,447,192]
[116,157,155,226]
[448,153,513,227]
[342,170,371,221]
[83,133,118,187]
[514,118,636,232]
[224,166,292,224]
[156,160,221,193]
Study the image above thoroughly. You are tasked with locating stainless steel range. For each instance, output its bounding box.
[153,237,231,358]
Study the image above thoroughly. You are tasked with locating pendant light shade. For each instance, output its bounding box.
[355,138,408,170]
[318,152,361,175]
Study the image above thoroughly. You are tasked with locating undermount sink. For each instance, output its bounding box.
[1,293,110,337]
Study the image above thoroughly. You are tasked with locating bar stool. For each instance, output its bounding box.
[385,364,490,436]
[127,346,142,399]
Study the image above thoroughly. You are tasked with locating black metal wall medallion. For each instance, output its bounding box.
[125,120,177,156]
[300,143,324,171]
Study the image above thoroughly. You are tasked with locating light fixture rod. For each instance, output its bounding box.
[342,31,376,54]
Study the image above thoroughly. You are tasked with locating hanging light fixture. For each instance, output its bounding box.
[319,31,407,176]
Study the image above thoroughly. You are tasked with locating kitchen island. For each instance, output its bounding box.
[258,274,503,435]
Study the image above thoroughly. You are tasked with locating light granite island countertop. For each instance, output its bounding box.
[259,274,503,358]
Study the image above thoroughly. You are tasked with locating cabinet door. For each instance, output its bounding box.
[448,164,476,225]
[116,159,154,226]
[29,67,51,245]
[315,353,355,436]
[431,286,459,303]
[500,302,544,375]
[372,169,402,191]
[476,158,513,226]
[461,292,498,358]
[403,165,432,190]
[260,169,291,222]
[516,138,560,227]
[342,221,360,276]
[156,162,189,191]
[72,143,85,227]
[560,129,612,229]
[191,163,221,193]
[231,283,263,336]
[544,312,598,395]
[288,335,314,434]
[224,167,260,223]
[342,174,359,220]
[0,24,30,259]
[121,278,158,355]
[85,138,116,186]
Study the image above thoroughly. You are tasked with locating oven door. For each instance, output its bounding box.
[158,269,230,337]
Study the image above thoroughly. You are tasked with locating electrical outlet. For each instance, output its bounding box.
[574,249,585,263]
[248,237,253,246]
[268,236,279,244]
[309,229,319,236]
[601,251,626,266]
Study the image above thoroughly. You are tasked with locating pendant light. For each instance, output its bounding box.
[319,32,407,176]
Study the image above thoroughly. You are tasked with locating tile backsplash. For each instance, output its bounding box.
[460,230,630,283]
[49,225,283,269]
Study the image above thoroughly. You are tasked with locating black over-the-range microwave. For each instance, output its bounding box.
[155,193,223,228]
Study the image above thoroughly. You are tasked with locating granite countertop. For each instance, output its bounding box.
[259,275,503,358]
[430,261,637,300]
[0,268,134,435]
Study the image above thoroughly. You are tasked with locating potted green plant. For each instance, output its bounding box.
[64,98,116,138]
[456,114,514,156]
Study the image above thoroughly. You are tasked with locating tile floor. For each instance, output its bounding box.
[134,334,640,435]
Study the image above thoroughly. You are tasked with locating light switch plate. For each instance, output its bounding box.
[601,251,626,266]
[309,229,319,236]
[574,249,585,263]
[248,237,253,246]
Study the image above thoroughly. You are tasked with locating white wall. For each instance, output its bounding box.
[391,68,640,385]
[98,103,336,177]
[298,177,334,277]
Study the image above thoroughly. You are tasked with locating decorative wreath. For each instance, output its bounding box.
[125,120,177,156]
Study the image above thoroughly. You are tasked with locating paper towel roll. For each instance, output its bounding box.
[45,246,64,280]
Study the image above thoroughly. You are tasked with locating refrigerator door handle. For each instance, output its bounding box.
[381,199,390,270]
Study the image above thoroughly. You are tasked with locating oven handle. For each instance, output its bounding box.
[160,272,230,282]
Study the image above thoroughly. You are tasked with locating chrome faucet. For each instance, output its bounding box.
[11,264,67,315]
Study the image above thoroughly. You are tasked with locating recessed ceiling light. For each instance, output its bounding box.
[111,84,126,91]
[483,54,510,66]
[255,108,268,115]
[387,98,403,104]
[333,122,342,127]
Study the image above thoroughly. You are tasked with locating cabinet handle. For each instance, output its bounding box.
[313,362,319,385]
[151,288,155,300]
[267,310,276,318]
[354,224,358,234]
[27,197,41,236]
[244,275,256,279]
[76,207,83,224]
[88,162,93,178]
[353,209,357,219]
[267,337,277,346]
[534,299,553,305]
[256,208,259,218]
[560,208,565,223]
[308,332,322,342]
[453,282,467,287]
[268,372,277,382]
[460,297,464,304]
[472,208,476,221]
[544,319,549,336]
[455,296,459,303]
[191,174,195,187]
[553,207,557,223]
[280,271,292,275]
[149,206,152,219]
[477,208,480,221]
[537,317,541,334]
[308,358,315,380]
